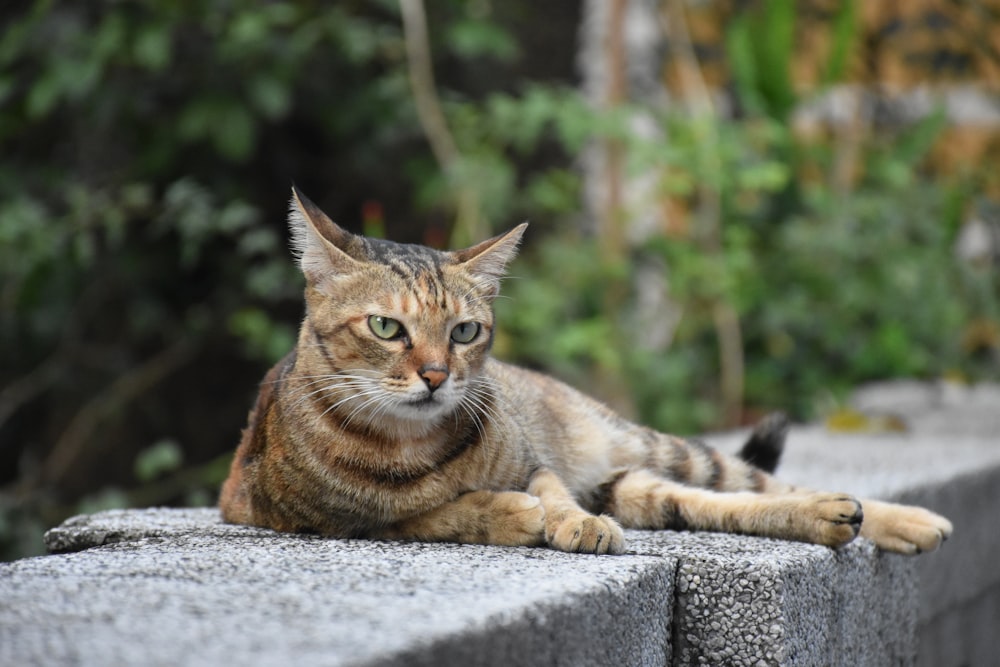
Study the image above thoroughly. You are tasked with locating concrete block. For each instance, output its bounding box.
[706,382,1000,667]
[2,508,674,667]
[627,531,916,667]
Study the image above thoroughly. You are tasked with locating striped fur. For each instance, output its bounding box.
[219,188,953,556]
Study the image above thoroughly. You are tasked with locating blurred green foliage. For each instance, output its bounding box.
[1,0,997,562]
[434,0,997,431]
[486,98,996,429]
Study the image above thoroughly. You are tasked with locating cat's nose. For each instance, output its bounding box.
[419,366,449,391]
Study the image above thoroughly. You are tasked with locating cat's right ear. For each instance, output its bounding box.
[453,223,528,295]
[288,186,364,282]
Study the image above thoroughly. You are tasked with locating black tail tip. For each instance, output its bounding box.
[739,412,788,474]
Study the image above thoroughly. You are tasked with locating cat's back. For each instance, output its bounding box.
[484,358,646,490]
[485,358,629,431]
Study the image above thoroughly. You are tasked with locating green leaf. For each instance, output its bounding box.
[177,98,215,141]
[229,308,296,361]
[218,200,261,233]
[213,105,256,162]
[228,10,269,46]
[726,0,798,119]
[893,107,947,166]
[446,19,519,62]
[25,71,61,118]
[736,161,790,192]
[133,24,172,71]
[822,0,857,84]
[247,75,291,120]
[757,0,797,119]
[134,440,184,482]
[76,489,131,515]
[725,15,762,116]
[526,169,580,213]
[92,12,127,62]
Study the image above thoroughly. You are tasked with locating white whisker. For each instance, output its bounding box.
[325,388,386,424]
[283,380,373,412]
[458,394,489,451]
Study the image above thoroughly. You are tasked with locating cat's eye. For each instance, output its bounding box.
[369,315,404,340]
[450,321,480,344]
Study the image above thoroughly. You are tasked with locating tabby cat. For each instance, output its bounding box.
[220,188,952,556]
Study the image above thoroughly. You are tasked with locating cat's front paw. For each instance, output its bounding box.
[546,511,625,555]
[799,492,864,548]
[477,490,547,547]
[859,499,953,555]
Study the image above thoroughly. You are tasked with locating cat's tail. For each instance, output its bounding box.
[738,412,788,474]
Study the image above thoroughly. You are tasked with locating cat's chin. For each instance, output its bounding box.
[387,396,457,424]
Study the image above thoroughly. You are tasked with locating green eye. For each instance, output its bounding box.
[369,315,403,340]
[450,321,480,344]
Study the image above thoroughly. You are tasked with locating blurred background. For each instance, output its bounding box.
[2,0,998,560]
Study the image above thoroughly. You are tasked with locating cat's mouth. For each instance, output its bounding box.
[394,391,456,420]
[406,395,438,408]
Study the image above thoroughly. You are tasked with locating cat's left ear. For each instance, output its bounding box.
[453,223,528,295]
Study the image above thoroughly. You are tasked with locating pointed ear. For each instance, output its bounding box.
[453,223,527,294]
[288,186,364,282]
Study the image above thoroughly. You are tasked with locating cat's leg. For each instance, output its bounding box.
[734,467,952,553]
[642,431,952,553]
[527,468,625,555]
[374,490,546,548]
[602,468,864,548]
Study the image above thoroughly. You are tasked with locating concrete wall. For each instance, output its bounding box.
[2,382,997,666]
[3,508,919,667]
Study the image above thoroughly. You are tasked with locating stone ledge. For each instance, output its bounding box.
[3,382,998,667]
[2,508,913,667]
[628,531,916,666]
[8,508,675,667]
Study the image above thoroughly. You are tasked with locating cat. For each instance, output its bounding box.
[219,187,953,556]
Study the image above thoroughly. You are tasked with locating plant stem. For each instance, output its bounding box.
[37,338,196,490]
[399,0,484,247]
[601,0,629,265]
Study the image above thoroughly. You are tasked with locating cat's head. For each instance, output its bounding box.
[287,187,525,429]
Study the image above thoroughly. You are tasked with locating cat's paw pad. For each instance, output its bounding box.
[547,512,625,555]
[804,493,864,548]
[859,500,953,555]
[487,491,546,547]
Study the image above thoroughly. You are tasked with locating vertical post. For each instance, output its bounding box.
[602,0,629,265]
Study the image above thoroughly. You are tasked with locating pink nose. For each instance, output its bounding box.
[419,367,449,390]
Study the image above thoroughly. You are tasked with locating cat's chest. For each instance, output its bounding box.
[380,437,446,470]
[326,437,483,519]
[313,427,481,491]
